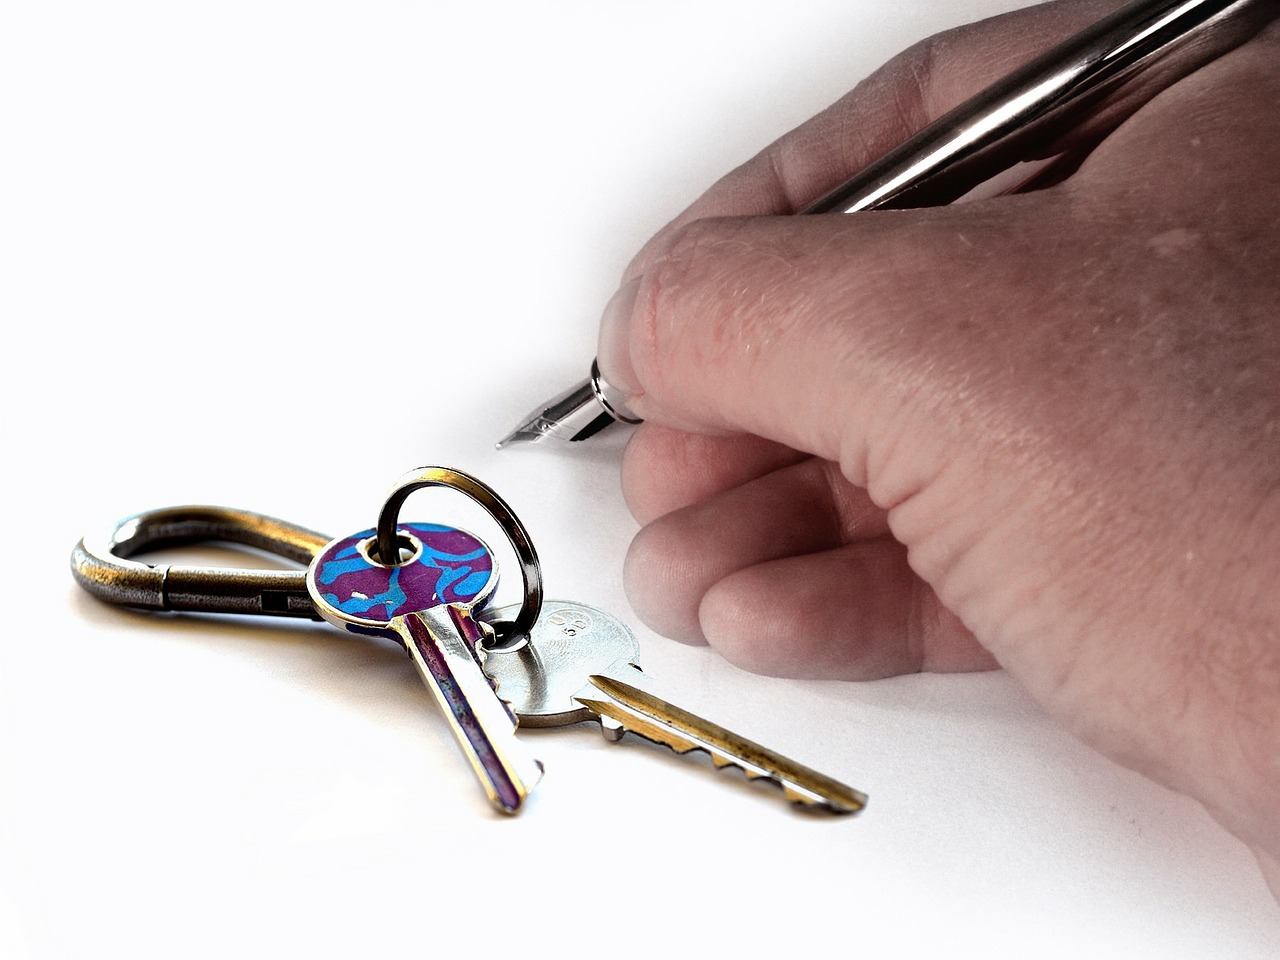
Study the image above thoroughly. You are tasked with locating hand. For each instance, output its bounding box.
[597,0,1280,897]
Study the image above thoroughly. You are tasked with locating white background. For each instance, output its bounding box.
[3,2,1277,957]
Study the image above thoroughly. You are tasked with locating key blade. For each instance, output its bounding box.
[577,673,867,815]
[402,606,545,814]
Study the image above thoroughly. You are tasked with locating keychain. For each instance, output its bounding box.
[73,466,866,816]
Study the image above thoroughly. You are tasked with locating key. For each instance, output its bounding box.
[482,599,866,813]
[307,522,544,815]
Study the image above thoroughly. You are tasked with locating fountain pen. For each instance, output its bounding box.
[497,0,1275,449]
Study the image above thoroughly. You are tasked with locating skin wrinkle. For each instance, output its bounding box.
[1169,620,1278,849]
[1234,627,1280,843]
[818,457,878,542]
[895,555,935,674]
[889,454,1016,616]
[771,34,938,212]
[1234,651,1280,856]
[1196,620,1269,744]
[764,138,805,214]
[1001,553,1155,748]
[1220,497,1280,649]
[654,228,746,400]
[897,32,940,136]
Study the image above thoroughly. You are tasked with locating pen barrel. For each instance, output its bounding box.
[806,0,1277,214]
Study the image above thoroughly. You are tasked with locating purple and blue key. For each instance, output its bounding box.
[307,522,544,814]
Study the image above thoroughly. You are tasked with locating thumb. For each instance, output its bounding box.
[603,196,1068,508]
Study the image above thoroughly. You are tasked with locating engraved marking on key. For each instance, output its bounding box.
[307,522,544,815]
[483,600,867,814]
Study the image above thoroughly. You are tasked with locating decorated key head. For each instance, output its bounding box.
[306,522,496,638]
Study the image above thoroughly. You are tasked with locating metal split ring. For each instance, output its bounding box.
[374,466,543,648]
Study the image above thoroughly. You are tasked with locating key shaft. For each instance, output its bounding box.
[398,605,543,814]
[578,669,866,814]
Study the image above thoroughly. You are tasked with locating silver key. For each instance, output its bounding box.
[482,600,867,814]
[307,523,544,815]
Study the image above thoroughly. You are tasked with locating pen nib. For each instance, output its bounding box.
[495,416,559,449]
[495,377,618,448]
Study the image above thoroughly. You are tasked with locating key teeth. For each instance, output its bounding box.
[473,636,524,730]
[598,714,625,742]
[628,728,861,814]
[488,673,521,728]
[582,677,867,814]
[704,754,847,812]
[783,785,828,809]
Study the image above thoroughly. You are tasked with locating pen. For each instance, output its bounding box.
[497,0,1276,448]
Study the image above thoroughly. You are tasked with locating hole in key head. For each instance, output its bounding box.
[359,531,421,567]
[481,619,530,653]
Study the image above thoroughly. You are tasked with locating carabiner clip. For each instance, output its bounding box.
[71,506,331,619]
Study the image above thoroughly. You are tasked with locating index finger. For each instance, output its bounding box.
[617,0,1126,282]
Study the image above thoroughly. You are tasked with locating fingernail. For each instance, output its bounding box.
[596,276,643,405]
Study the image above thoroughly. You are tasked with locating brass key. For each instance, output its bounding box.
[482,600,867,813]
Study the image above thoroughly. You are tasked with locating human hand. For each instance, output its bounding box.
[596,0,1280,896]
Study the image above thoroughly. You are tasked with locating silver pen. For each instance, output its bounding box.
[497,0,1276,448]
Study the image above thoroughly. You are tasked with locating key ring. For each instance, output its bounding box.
[375,466,542,648]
